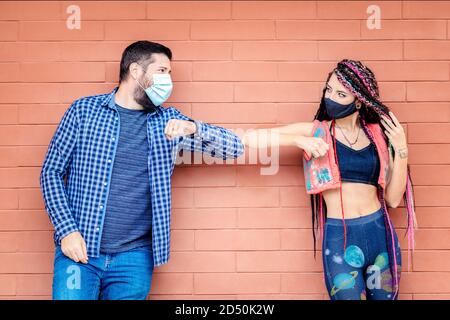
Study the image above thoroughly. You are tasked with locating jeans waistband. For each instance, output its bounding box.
[325,206,384,226]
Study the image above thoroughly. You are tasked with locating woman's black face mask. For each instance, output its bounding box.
[324,98,357,119]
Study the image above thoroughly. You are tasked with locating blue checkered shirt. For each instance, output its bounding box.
[39,87,244,266]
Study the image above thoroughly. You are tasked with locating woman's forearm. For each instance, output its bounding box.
[243,129,297,148]
[385,153,408,208]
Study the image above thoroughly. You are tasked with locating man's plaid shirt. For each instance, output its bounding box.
[39,87,244,266]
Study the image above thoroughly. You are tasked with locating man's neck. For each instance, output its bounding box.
[114,83,145,110]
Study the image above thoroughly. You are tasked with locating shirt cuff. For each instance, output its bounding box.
[190,119,203,137]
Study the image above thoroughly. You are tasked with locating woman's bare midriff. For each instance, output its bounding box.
[322,182,381,219]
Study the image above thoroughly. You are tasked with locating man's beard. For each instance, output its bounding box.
[133,84,156,113]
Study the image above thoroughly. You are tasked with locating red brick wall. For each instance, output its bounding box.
[0,1,449,300]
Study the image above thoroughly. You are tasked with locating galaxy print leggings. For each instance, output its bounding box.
[322,206,402,300]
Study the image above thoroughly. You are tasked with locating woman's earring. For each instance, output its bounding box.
[356,103,361,110]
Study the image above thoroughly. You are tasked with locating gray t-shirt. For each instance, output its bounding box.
[100,103,152,253]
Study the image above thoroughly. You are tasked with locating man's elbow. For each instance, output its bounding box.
[39,167,47,189]
[219,135,245,159]
[227,139,244,159]
[236,140,245,157]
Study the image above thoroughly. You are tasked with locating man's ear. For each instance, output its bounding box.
[129,62,140,80]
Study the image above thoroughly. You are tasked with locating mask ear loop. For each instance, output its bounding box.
[133,73,147,91]
[131,66,153,91]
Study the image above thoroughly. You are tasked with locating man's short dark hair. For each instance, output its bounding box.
[119,41,172,83]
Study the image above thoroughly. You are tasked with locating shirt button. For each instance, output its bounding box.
[103,182,107,186]
[108,159,112,163]
[112,137,115,141]
[96,227,100,232]
[99,205,103,209]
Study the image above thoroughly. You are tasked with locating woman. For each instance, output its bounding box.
[243,59,417,300]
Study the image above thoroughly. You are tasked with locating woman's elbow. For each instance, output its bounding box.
[387,201,399,209]
[385,194,402,208]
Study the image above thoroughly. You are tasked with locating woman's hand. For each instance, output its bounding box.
[294,136,329,159]
[242,128,328,155]
[382,111,410,208]
[380,111,408,158]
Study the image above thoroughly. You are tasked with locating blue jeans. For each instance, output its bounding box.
[322,207,402,300]
[52,244,154,300]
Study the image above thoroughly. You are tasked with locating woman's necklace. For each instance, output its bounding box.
[336,122,361,147]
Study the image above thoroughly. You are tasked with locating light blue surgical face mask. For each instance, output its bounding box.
[135,73,173,106]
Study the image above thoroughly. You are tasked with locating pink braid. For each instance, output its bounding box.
[319,193,324,240]
[361,117,400,299]
[405,174,417,272]
[334,70,388,118]
[342,61,378,98]
[381,198,400,299]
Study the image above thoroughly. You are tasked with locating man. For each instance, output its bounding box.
[40,41,244,300]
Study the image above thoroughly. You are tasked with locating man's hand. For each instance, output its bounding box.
[164,119,197,140]
[61,231,89,264]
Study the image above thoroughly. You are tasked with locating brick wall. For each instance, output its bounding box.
[0,1,449,300]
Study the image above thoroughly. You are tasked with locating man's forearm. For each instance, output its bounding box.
[184,119,244,159]
[172,108,244,159]
[40,169,79,240]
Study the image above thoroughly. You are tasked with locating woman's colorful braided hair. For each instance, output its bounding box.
[311,59,418,299]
